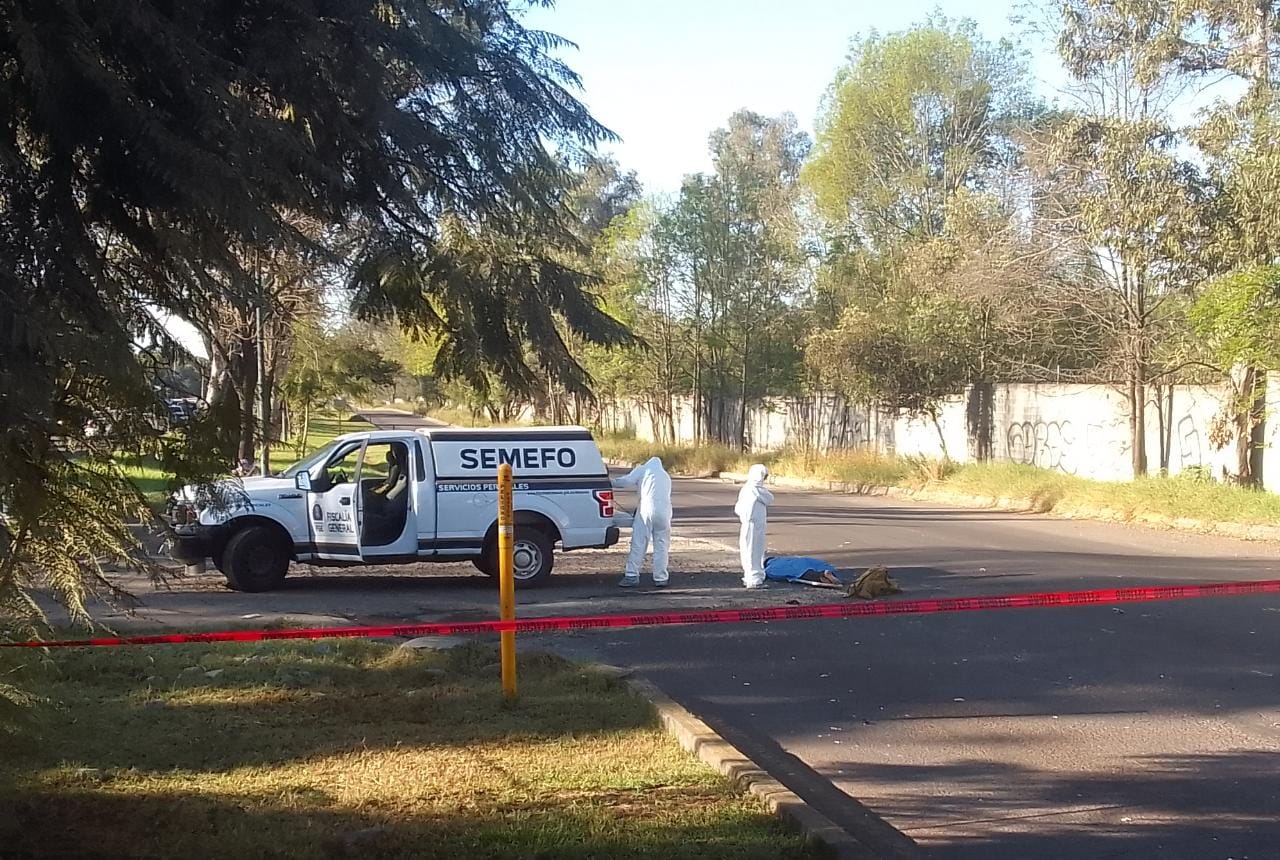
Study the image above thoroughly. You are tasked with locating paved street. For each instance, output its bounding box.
[596,479,1280,859]
[349,408,447,430]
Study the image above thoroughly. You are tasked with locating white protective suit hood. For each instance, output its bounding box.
[734,464,773,522]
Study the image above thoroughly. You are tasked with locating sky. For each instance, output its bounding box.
[519,0,1069,194]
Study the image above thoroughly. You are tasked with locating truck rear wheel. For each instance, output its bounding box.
[479,526,554,588]
[222,525,289,592]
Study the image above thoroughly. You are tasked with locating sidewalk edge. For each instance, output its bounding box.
[617,669,892,859]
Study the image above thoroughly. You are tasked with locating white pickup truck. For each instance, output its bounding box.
[169,426,624,592]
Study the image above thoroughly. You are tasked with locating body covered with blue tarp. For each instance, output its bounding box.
[764,556,841,583]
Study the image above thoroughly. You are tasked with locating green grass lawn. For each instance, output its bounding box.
[0,641,819,860]
[269,413,375,474]
[599,438,1280,528]
[117,455,174,510]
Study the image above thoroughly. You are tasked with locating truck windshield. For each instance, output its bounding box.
[280,440,343,478]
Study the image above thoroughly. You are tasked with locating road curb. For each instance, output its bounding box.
[602,665,893,859]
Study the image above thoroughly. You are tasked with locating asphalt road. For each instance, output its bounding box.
[592,478,1280,859]
[349,408,446,430]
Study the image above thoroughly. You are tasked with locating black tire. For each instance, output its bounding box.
[222,525,290,592]
[473,552,497,577]
[481,526,554,588]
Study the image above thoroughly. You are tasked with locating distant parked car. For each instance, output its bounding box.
[164,398,198,428]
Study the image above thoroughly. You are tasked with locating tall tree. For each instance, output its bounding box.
[1035,0,1212,477]
[802,17,1060,447]
[804,17,1034,254]
[0,0,627,638]
[282,321,400,455]
[196,219,331,467]
[534,156,644,424]
[1148,0,1280,482]
[671,111,811,447]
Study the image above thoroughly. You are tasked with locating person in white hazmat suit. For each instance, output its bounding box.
[735,464,774,589]
[613,457,673,587]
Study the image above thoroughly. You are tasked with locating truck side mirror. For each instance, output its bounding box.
[295,471,313,492]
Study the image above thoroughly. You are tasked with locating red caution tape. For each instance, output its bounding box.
[5,578,1280,649]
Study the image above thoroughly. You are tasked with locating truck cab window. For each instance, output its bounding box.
[321,444,362,488]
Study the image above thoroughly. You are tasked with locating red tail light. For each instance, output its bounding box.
[593,489,615,518]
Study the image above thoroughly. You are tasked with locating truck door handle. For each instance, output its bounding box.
[339,497,351,505]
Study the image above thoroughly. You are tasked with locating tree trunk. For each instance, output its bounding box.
[1236,366,1263,485]
[300,401,311,455]
[205,339,235,407]
[930,410,951,462]
[1155,383,1170,474]
[737,331,751,452]
[693,289,703,443]
[276,399,290,446]
[1130,374,1147,478]
[232,336,258,465]
[204,340,223,404]
[258,331,271,476]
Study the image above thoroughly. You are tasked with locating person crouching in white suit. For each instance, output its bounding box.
[735,464,774,589]
[613,457,673,588]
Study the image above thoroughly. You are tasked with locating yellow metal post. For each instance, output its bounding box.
[497,463,517,702]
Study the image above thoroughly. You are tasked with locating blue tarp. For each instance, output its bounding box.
[764,556,841,583]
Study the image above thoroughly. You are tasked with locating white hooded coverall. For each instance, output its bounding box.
[734,464,774,587]
[613,457,673,583]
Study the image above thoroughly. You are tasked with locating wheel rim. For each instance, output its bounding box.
[512,540,542,580]
[246,537,281,581]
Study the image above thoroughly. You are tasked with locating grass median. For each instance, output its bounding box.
[0,640,819,859]
[599,437,1280,529]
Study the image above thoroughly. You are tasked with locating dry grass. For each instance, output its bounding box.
[599,437,752,476]
[601,439,1280,528]
[0,640,819,859]
[423,405,499,428]
[944,462,1280,524]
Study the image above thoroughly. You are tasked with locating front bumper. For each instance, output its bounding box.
[169,524,221,564]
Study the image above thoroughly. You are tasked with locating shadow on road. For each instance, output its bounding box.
[835,750,1280,859]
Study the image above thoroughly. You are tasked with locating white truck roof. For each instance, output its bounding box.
[413,425,593,439]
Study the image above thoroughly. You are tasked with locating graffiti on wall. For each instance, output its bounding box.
[1177,415,1202,468]
[1005,421,1086,474]
[1004,420,1133,476]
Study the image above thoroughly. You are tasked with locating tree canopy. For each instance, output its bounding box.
[804,17,1034,247]
[0,0,628,635]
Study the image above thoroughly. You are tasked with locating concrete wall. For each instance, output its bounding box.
[884,383,1239,483]
[599,376,1280,492]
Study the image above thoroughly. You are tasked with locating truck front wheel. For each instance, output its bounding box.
[222,525,290,592]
